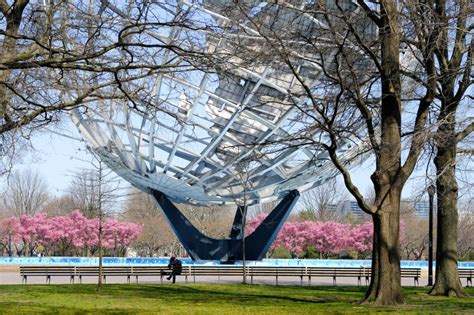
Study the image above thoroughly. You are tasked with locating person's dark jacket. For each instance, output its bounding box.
[168,258,182,275]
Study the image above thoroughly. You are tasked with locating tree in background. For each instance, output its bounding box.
[203,1,473,304]
[300,179,348,222]
[0,216,20,256]
[0,1,207,174]
[2,169,48,216]
[67,154,122,290]
[122,189,179,257]
[41,195,77,217]
[0,211,141,257]
[179,204,234,239]
[247,215,373,259]
[457,204,474,261]
[424,0,472,297]
[67,167,120,219]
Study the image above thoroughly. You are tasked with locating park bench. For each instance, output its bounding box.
[400,268,421,286]
[298,267,419,286]
[184,266,244,284]
[20,265,173,284]
[458,269,473,287]
[19,265,422,286]
[248,266,305,285]
[185,266,369,286]
[75,266,132,284]
[20,266,77,284]
[306,267,371,286]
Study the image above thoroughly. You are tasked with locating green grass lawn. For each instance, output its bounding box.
[0,284,472,314]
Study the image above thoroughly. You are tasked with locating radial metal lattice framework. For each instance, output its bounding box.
[71,0,369,207]
[70,1,374,261]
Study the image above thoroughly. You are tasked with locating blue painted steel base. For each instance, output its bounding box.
[151,189,300,261]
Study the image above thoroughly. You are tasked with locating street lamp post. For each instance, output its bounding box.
[427,184,436,286]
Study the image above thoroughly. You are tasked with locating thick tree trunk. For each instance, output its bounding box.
[364,216,379,301]
[363,190,403,305]
[361,2,403,305]
[430,106,468,297]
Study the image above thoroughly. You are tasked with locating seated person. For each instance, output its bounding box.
[164,256,182,284]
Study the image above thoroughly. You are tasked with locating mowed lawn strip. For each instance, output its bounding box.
[0,284,472,314]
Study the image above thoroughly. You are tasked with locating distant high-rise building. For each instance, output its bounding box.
[338,199,432,220]
[339,200,369,220]
[413,200,432,219]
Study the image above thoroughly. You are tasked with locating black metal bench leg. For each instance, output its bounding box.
[333,276,336,286]
[47,275,51,284]
[70,275,74,284]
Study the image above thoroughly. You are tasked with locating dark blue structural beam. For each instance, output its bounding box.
[151,189,300,261]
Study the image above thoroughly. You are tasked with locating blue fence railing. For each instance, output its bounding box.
[0,257,473,269]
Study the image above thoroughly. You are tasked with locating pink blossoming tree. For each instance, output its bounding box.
[0,211,141,257]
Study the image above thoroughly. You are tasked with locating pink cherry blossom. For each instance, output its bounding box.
[0,211,142,257]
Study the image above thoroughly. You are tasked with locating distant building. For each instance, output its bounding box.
[339,200,368,220]
[338,199,433,220]
[413,200,432,219]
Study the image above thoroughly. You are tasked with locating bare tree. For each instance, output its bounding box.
[248,200,278,219]
[122,188,180,257]
[179,204,234,239]
[203,1,444,305]
[69,154,121,290]
[400,202,430,261]
[457,202,474,262]
[0,1,208,173]
[3,169,48,216]
[41,195,77,217]
[224,155,257,284]
[67,169,111,219]
[425,0,472,297]
[300,178,347,222]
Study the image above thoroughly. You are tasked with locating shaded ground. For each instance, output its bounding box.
[0,284,472,314]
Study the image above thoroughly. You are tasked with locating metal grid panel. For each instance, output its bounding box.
[71,0,369,206]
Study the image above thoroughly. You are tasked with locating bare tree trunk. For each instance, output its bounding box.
[361,2,403,305]
[364,190,403,305]
[430,103,468,297]
[241,206,247,284]
[428,0,470,298]
[98,214,103,290]
[364,214,379,301]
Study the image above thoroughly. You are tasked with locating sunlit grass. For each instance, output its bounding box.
[0,284,472,314]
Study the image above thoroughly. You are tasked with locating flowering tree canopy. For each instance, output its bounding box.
[247,215,374,258]
[0,211,142,256]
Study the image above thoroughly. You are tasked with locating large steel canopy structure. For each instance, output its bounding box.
[71,0,370,261]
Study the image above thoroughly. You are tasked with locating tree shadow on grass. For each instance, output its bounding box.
[112,284,345,305]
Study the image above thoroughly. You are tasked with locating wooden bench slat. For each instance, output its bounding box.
[21,264,455,287]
